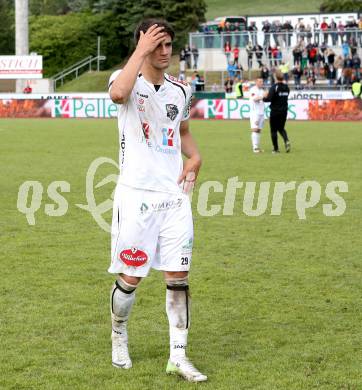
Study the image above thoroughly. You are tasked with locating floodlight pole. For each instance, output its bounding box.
[15,0,29,92]
[97,36,101,72]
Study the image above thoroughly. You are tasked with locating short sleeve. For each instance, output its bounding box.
[108,70,122,95]
[182,87,193,121]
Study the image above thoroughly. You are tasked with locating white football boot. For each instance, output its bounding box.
[166,357,207,382]
[111,326,132,369]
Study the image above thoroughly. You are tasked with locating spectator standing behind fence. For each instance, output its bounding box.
[271,21,278,46]
[326,48,335,66]
[224,41,231,65]
[352,79,362,98]
[233,46,239,65]
[352,53,361,80]
[325,63,336,86]
[313,20,320,44]
[283,20,293,47]
[330,19,338,45]
[306,24,313,45]
[301,48,308,71]
[338,21,345,45]
[308,44,318,67]
[350,38,357,56]
[292,64,303,89]
[342,39,350,59]
[234,79,243,99]
[261,65,269,86]
[279,62,289,82]
[248,21,258,45]
[305,65,316,87]
[254,44,264,68]
[234,22,241,47]
[184,45,192,69]
[236,63,243,80]
[246,41,254,69]
[292,43,302,65]
[224,77,233,93]
[191,46,199,69]
[320,20,328,44]
[179,49,186,76]
[334,55,344,83]
[227,61,237,79]
[262,20,271,48]
[271,46,279,67]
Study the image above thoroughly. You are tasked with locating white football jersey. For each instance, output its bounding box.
[109,70,192,194]
[249,86,265,116]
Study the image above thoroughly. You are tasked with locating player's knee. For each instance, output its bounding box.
[110,275,139,320]
[119,273,141,287]
[164,271,189,282]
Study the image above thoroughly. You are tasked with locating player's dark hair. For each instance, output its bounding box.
[134,19,175,43]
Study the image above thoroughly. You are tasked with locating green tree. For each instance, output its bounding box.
[0,0,14,54]
[320,0,362,12]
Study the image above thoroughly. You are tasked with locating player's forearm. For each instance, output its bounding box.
[181,130,201,161]
[110,49,146,104]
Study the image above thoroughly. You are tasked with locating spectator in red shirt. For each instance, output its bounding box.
[233,46,239,65]
[224,40,231,64]
[320,20,329,44]
[23,85,32,94]
[308,45,318,66]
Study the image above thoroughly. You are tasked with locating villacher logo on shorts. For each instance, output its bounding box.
[119,247,148,267]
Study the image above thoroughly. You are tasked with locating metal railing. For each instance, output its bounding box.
[190,29,362,50]
[52,55,106,91]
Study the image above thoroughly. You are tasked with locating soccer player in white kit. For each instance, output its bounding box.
[249,78,265,153]
[108,19,207,382]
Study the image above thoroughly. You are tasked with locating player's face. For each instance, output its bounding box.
[148,34,172,70]
[256,79,263,88]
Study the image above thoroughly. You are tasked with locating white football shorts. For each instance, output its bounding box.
[250,114,265,130]
[108,183,194,277]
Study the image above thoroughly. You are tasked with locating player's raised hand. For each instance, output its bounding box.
[136,24,168,56]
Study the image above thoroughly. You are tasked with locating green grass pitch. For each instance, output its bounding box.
[1,118,362,389]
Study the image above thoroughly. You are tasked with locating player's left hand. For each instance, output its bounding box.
[178,156,202,194]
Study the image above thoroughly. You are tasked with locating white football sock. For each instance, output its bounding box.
[166,279,190,360]
[251,131,261,149]
[111,278,137,336]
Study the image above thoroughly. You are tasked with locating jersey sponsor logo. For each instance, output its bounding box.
[119,247,148,267]
[142,122,150,140]
[167,74,188,86]
[140,202,149,214]
[166,104,179,121]
[138,98,144,105]
[140,198,183,214]
[151,198,183,212]
[136,91,148,98]
[162,128,174,146]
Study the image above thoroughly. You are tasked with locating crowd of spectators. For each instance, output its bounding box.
[290,37,361,87]
[222,22,362,89]
[201,17,362,48]
[185,17,362,91]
